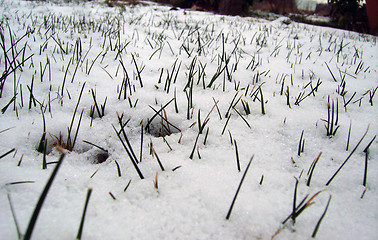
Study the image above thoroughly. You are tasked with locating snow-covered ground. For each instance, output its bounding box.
[0,0,377,239]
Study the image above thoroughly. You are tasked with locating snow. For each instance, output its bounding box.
[296,0,317,11]
[0,0,377,239]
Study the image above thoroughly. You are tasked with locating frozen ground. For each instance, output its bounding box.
[0,0,377,239]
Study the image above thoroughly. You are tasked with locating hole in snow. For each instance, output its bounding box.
[145,119,181,137]
[88,150,109,164]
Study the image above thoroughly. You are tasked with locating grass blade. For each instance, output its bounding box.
[363,135,376,187]
[7,194,22,239]
[115,160,122,177]
[325,62,337,82]
[312,195,332,238]
[112,125,144,179]
[24,151,66,240]
[307,152,322,187]
[0,148,15,159]
[234,140,241,172]
[76,188,92,240]
[326,126,369,186]
[226,155,254,220]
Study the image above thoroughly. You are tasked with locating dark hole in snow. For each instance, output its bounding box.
[90,150,109,164]
[146,120,181,137]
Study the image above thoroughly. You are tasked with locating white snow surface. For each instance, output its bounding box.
[0,0,377,239]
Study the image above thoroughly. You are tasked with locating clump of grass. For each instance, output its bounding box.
[90,89,107,119]
[282,190,323,225]
[294,79,322,106]
[145,98,180,137]
[113,120,144,179]
[325,96,339,137]
[189,103,217,160]
[116,113,139,163]
[147,104,180,137]
[0,27,34,99]
[118,60,132,100]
